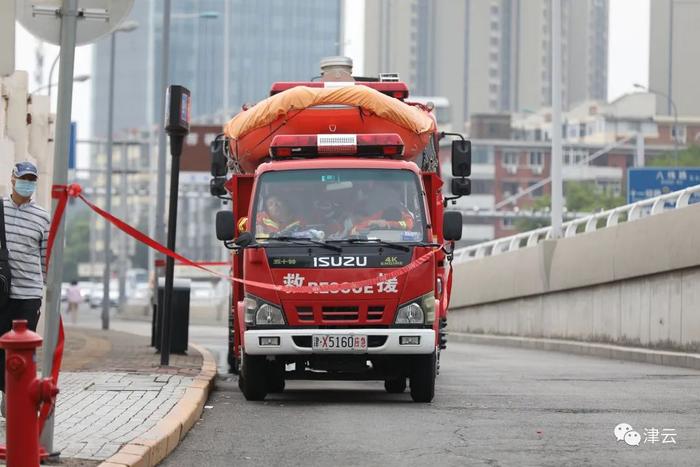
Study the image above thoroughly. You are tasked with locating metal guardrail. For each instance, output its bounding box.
[453,184,700,263]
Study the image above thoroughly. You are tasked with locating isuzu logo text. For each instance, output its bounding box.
[313,256,368,268]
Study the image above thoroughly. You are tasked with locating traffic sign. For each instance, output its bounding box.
[15,0,134,46]
[69,121,76,169]
[627,167,700,203]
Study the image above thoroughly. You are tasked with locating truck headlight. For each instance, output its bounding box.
[244,295,285,325]
[255,303,285,325]
[395,303,424,324]
[395,291,435,325]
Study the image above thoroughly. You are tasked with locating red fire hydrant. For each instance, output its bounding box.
[0,320,58,466]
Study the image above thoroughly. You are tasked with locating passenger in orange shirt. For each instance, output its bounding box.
[256,195,302,236]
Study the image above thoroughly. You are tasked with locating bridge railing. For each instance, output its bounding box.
[453,184,700,263]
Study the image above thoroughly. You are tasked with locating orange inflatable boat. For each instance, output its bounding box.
[223,85,436,173]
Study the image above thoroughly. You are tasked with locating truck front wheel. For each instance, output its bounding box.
[239,352,268,401]
[409,351,436,402]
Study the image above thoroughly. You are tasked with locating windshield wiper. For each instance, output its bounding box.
[328,237,410,252]
[259,236,343,252]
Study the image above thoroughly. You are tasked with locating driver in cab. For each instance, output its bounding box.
[350,181,415,234]
[256,195,302,237]
[351,205,414,234]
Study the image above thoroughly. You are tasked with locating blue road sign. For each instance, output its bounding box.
[69,121,77,170]
[627,167,700,204]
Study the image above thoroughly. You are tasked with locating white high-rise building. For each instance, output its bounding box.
[363,0,608,131]
[649,0,700,117]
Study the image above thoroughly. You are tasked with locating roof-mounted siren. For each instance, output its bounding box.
[378,73,400,82]
[320,56,355,82]
[269,133,404,158]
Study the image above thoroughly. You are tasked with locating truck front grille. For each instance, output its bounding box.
[322,306,359,321]
[296,306,314,321]
[293,304,387,324]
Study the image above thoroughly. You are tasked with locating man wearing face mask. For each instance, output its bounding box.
[0,162,50,417]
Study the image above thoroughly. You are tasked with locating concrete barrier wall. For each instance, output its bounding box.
[449,204,700,349]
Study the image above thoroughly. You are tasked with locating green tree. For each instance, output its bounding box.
[515,181,625,232]
[514,195,551,231]
[565,181,625,212]
[62,207,91,282]
[647,145,700,167]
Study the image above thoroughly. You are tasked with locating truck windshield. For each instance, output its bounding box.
[253,169,426,243]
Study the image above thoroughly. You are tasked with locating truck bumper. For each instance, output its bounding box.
[244,328,436,355]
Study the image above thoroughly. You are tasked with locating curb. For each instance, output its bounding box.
[98,342,218,467]
[449,332,700,371]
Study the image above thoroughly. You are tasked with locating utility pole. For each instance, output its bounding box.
[41,0,78,451]
[160,85,191,366]
[102,31,117,330]
[223,0,230,116]
[102,20,138,328]
[118,144,128,311]
[550,0,563,239]
[635,132,645,167]
[155,0,172,252]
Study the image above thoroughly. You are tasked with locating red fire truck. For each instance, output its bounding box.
[210,57,471,402]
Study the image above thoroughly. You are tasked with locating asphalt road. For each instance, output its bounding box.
[160,341,700,467]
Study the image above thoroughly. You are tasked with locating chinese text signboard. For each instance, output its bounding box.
[627,168,700,204]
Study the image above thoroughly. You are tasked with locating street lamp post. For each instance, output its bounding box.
[550,0,563,239]
[102,20,139,330]
[634,83,679,166]
[31,73,90,95]
[223,1,230,116]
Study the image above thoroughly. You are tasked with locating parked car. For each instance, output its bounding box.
[127,282,151,307]
[189,281,217,306]
[78,281,97,302]
[89,284,118,308]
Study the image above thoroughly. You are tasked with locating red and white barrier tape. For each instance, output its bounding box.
[39,183,443,431]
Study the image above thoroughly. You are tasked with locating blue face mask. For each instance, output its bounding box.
[15,179,37,198]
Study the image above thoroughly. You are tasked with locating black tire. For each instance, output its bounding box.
[239,352,268,401]
[409,351,436,403]
[384,378,407,393]
[266,361,286,393]
[227,295,238,374]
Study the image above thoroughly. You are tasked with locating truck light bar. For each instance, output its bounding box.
[269,133,404,158]
[270,82,409,99]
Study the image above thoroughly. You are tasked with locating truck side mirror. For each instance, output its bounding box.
[443,211,463,241]
[210,136,228,177]
[210,177,228,197]
[451,140,471,177]
[451,178,471,196]
[216,210,236,241]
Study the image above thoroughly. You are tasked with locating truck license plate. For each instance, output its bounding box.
[312,335,368,352]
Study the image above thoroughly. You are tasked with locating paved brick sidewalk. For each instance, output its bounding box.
[0,326,208,465]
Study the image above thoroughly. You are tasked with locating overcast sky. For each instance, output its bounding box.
[14,0,651,140]
[607,0,650,100]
